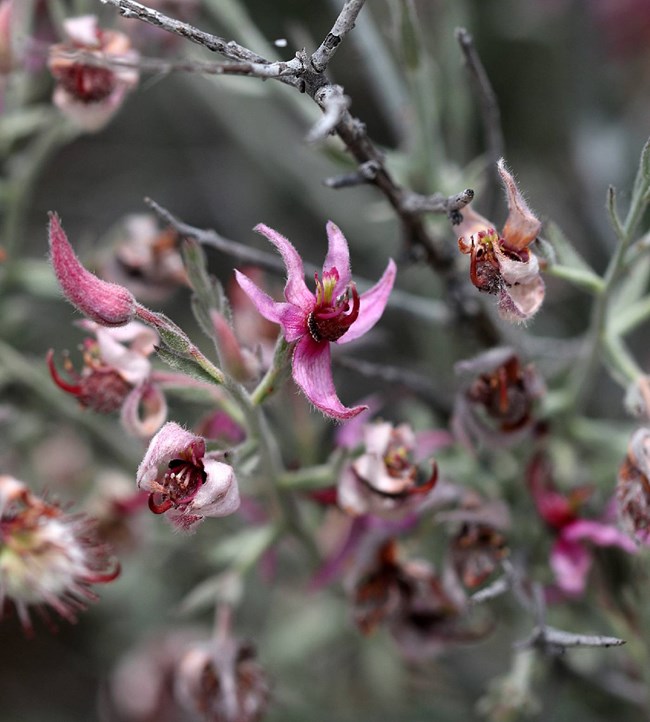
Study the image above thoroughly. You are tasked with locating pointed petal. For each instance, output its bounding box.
[292,335,366,420]
[254,223,313,309]
[234,269,283,324]
[498,159,541,251]
[324,221,352,294]
[338,259,396,344]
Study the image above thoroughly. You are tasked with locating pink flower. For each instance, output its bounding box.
[48,15,139,132]
[0,474,119,634]
[47,320,167,438]
[528,454,636,597]
[235,222,396,419]
[137,422,240,532]
[49,212,137,326]
[456,159,545,323]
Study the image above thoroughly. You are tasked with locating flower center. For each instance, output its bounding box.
[307,270,360,343]
[56,64,116,103]
[148,459,207,514]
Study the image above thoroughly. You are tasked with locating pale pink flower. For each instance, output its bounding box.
[48,320,167,438]
[49,212,137,326]
[235,222,396,419]
[337,420,445,519]
[456,159,545,323]
[617,427,650,545]
[48,15,139,132]
[137,422,240,532]
[0,474,119,634]
[528,454,636,597]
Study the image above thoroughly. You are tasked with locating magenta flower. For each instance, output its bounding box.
[235,222,396,419]
[137,422,240,532]
[528,454,636,597]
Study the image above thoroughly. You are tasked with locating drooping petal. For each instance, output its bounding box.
[562,519,637,554]
[497,276,545,323]
[498,159,541,252]
[253,224,313,309]
[292,335,366,419]
[337,259,396,344]
[324,221,352,295]
[234,270,283,324]
[550,537,592,597]
[121,383,167,439]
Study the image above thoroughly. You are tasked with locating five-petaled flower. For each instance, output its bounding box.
[235,222,396,419]
[48,15,139,132]
[456,159,545,323]
[137,422,240,532]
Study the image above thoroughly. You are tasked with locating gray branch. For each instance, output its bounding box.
[307,85,351,143]
[310,0,367,72]
[521,625,625,652]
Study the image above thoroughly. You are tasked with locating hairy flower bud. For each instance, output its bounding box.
[49,212,136,326]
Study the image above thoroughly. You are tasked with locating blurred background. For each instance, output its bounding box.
[1,0,650,720]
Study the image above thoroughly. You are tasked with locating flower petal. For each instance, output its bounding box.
[550,537,591,596]
[254,224,313,309]
[136,422,205,490]
[278,303,308,343]
[454,204,493,241]
[234,269,283,324]
[337,259,396,344]
[497,275,545,323]
[292,335,366,419]
[498,159,541,252]
[95,327,151,385]
[121,383,167,439]
[191,458,240,517]
[324,221,352,295]
[562,519,637,554]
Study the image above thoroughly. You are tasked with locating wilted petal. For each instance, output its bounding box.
[497,276,545,323]
[337,259,396,344]
[324,221,352,294]
[254,223,313,309]
[498,159,542,252]
[454,203,493,241]
[234,269,283,325]
[292,335,366,419]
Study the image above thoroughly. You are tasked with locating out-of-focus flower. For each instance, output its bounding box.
[624,376,650,420]
[337,420,443,519]
[349,540,488,660]
[47,320,167,438]
[617,428,650,545]
[592,0,650,59]
[106,630,203,722]
[528,454,636,597]
[175,633,270,722]
[235,222,396,419]
[48,15,139,132]
[49,212,137,326]
[0,0,14,75]
[137,422,240,532]
[0,474,119,633]
[196,410,246,449]
[456,159,544,323]
[99,214,187,303]
[118,0,200,52]
[438,492,510,589]
[452,347,545,449]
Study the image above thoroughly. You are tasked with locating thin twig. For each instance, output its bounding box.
[310,0,367,72]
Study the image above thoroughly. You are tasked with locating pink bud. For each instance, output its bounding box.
[49,212,136,326]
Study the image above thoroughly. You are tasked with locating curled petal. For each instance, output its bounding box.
[191,458,241,518]
[292,335,366,420]
[498,159,541,252]
[234,270,283,325]
[337,259,396,344]
[121,383,167,439]
[324,221,352,295]
[253,223,313,309]
[136,422,205,491]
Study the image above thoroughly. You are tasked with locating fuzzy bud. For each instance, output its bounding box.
[49,212,136,326]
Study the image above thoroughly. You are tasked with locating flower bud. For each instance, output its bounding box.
[49,212,136,326]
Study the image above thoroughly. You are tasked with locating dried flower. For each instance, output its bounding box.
[137,422,240,532]
[0,474,119,633]
[48,320,167,438]
[452,347,545,449]
[337,420,440,519]
[175,635,270,722]
[48,15,139,131]
[49,212,137,326]
[456,159,544,322]
[529,454,636,596]
[235,222,396,419]
[617,428,650,545]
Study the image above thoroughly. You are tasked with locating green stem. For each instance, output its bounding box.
[250,335,291,406]
[278,464,337,491]
[544,264,605,295]
[611,295,650,337]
